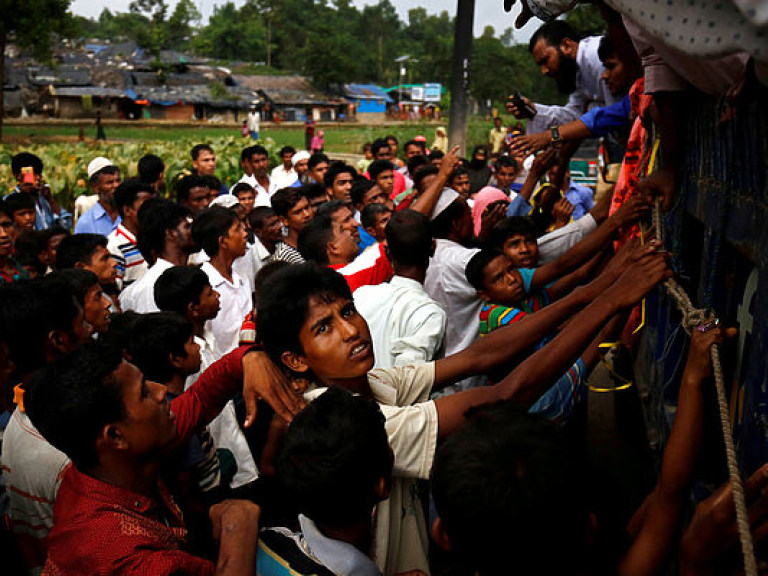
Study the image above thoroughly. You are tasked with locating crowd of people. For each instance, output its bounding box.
[0,2,764,574]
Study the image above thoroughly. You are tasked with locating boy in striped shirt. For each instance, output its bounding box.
[106,178,153,288]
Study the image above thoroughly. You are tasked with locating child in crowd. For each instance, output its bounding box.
[361,203,392,244]
[357,142,374,174]
[58,269,112,335]
[4,192,37,231]
[232,182,256,216]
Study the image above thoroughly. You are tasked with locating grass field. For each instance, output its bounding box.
[2,118,496,155]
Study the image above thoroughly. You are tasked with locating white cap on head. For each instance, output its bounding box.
[211,194,240,209]
[292,150,311,166]
[87,157,114,179]
[430,187,460,221]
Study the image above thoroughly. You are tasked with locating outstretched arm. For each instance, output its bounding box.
[410,146,460,217]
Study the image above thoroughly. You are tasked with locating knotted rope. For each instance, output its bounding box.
[653,197,757,576]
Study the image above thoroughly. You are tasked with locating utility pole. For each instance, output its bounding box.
[448,0,475,154]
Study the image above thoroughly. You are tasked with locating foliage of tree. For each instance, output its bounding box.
[0,0,75,139]
[565,4,606,38]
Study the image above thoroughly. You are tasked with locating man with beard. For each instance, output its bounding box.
[508,21,619,137]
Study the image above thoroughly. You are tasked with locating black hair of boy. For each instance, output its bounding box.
[431,401,587,575]
[256,263,351,366]
[323,162,356,190]
[367,160,393,183]
[137,198,190,264]
[494,154,519,172]
[370,138,389,158]
[231,182,254,199]
[114,177,154,218]
[56,233,108,270]
[155,265,211,315]
[277,387,392,529]
[253,261,291,307]
[4,191,36,215]
[350,179,375,208]
[248,206,276,231]
[412,164,439,192]
[128,312,194,384]
[465,249,505,292]
[597,35,616,61]
[296,214,334,265]
[177,174,208,205]
[299,183,327,204]
[138,154,164,184]
[361,204,390,231]
[11,152,44,176]
[201,174,222,193]
[13,229,46,275]
[25,341,125,469]
[486,217,537,252]
[57,268,100,308]
[191,144,214,161]
[0,276,82,376]
[271,188,304,218]
[307,153,329,172]
[385,209,431,268]
[191,206,239,258]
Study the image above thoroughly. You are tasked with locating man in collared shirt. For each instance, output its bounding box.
[107,178,153,288]
[270,146,298,189]
[74,157,122,236]
[120,199,194,313]
[510,21,618,136]
[355,210,445,370]
[192,207,251,354]
[6,152,73,231]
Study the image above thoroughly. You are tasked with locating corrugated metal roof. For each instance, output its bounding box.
[52,86,125,97]
[344,84,393,103]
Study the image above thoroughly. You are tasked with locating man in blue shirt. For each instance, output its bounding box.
[6,152,72,231]
[74,157,121,236]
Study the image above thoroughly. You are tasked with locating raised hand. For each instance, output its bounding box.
[242,350,306,426]
[510,131,550,155]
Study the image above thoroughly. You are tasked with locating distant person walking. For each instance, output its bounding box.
[304,114,315,150]
[247,106,260,140]
[95,111,106,141]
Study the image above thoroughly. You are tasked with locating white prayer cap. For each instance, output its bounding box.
[292,151,311,166]
[211,194,240,209]
[430,187,460,221]
[87,157,114,179]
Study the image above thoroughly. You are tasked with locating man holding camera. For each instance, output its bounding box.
[7,152,72,231]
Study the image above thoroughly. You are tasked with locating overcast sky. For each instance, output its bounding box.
[69,0,539,43]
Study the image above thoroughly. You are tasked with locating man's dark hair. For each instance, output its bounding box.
[25,341,126,470]
[177,174,209,204]
[350,179,375,207]
[432,401,588,575]
[316,199,349,220]
[386,209,431,268]
[0,276,82,376]
[299,183,328,204]
[137,198,190,265]
[240,145,256,163]
[232,182,255,199]
[128,312,194,384]
[138,154,164,184]
[191,206,238,258]
[528,20,581,52]
[11,152,44,176]
[413,164,440,193]
[385,135,398,146]
[486,217,537,252]
[361,203,391,231]
[0,200,11,219]
[201,174,222,192]
[248,145,268,160]
[271,187,305,219]
[371,138,390,158]
[323,161,356,190]
[428,150,445,162]
[256,263,351,366]
[277,387,392,528]
[495,155,519,171]
[465,249,505,292]
[368,160,393,182]
[57,268,100,307]
[406,155,430,180]
[308,153,329,172]
[56,233,107,270]
[450,166,469,182]
[278,145,296,157]
[430,198,465,239]
[89,165,120,187]
[254,261,291,306]
[248,206,276,231]
[191,144,214,161]
[4,191,36,215]
[155,265,211,315]
[404,139,425,154]
[13,229,46,275]
[597,35,616,61]
[297,214,334,265]
[114,177,153,218]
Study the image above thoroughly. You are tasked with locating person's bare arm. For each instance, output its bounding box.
[530,195,651,291]
[432,251,670,437]
[518,148,556,203]
[410,146,460,216]
[618,325,733,576]
[210,500,260,576]
[510,120,592,156]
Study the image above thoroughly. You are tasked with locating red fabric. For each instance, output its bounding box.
[42,347,248,575]
[329,243,393,293]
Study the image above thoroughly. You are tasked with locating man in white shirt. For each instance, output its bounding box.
[270,146,298,189]
[247,106,260,140]
[120,199,194,313]
[355,210,445,369]
[191,206,252,354]
[510,21,618,135]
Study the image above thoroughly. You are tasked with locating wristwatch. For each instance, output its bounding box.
[550,126,563,149]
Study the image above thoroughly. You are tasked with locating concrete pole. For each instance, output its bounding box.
[448,0,475,154]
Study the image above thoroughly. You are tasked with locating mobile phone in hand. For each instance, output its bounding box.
[510,92,536,119]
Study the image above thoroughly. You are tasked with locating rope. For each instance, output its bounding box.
[652,197,758,576]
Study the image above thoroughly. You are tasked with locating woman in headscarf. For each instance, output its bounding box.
[472,186,510,239]
[431,126,448,153]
